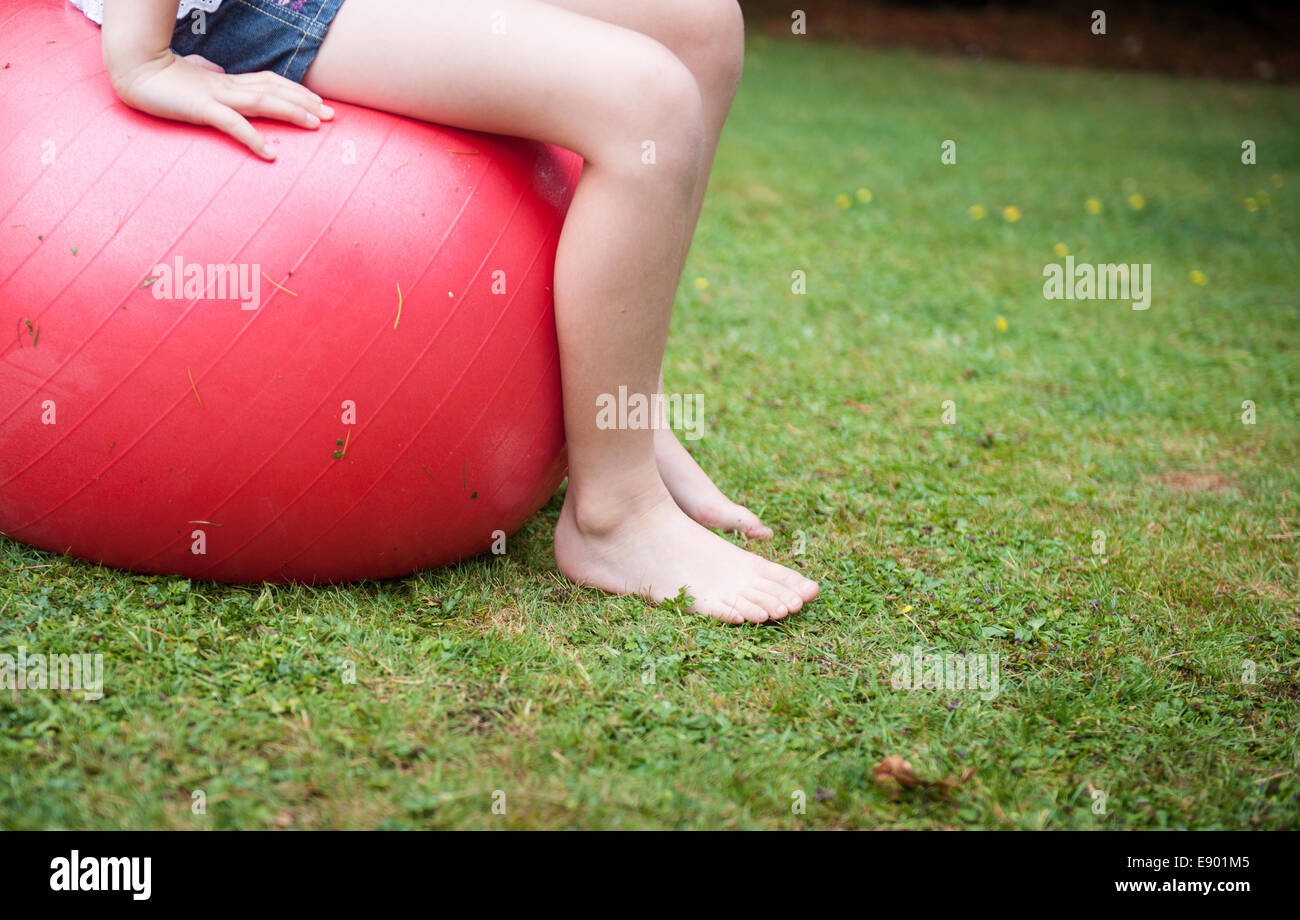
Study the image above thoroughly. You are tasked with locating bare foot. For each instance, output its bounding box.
[654,427,772,539]
[554,483,818,624]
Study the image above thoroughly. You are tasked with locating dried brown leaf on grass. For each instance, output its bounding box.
[873,755,975,790]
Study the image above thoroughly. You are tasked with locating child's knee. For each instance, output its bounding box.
[672,0,745,101]
[592,45,706,186]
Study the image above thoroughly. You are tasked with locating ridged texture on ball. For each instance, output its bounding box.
[0,0,579,583]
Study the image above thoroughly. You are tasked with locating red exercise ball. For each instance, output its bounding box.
[0,1,580,583]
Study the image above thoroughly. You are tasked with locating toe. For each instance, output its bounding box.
[705,598,747,625]
[732,597,771,623]
[736,507,773,540]
[699,502,770,540]
[745,587,788,620]
[750,582,800,619]
[770,564,819,602]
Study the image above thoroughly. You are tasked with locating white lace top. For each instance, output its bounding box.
[69,1,224,25]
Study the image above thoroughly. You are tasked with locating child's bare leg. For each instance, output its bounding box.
[304,0,816,621]
[542,0,770,539]
[653,366,772,539]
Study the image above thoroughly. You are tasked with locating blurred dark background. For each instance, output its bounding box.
[739,1,1300,82]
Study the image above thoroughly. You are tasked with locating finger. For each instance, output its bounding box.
[182,54,226,74]
[232,72,334,120]
[219,88,322,130]
[226,82,333,124]
[203,103,274,160]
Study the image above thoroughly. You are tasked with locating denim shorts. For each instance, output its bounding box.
[169,0,348,84]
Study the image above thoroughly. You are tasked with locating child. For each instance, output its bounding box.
[88,0,819,623]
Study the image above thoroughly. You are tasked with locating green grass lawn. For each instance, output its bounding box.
[3,36,1298,830]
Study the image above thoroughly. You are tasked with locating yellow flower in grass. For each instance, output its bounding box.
[1085,197,1103,214]
[1271,174,1284,188]
[1256,190,1270,206]
[835,193,852,210]
[856,187,873,203]
[1128,193,1146,211]
[1189,270,1207,286]
[1053,242,1069,258]
[968,204,987,220]
[1244,197,1259,213]
[693,277,709,291]
[1002,205,1021,223]
[996,315,1008,332]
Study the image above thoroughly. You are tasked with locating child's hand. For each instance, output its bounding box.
[110,52,335,160]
